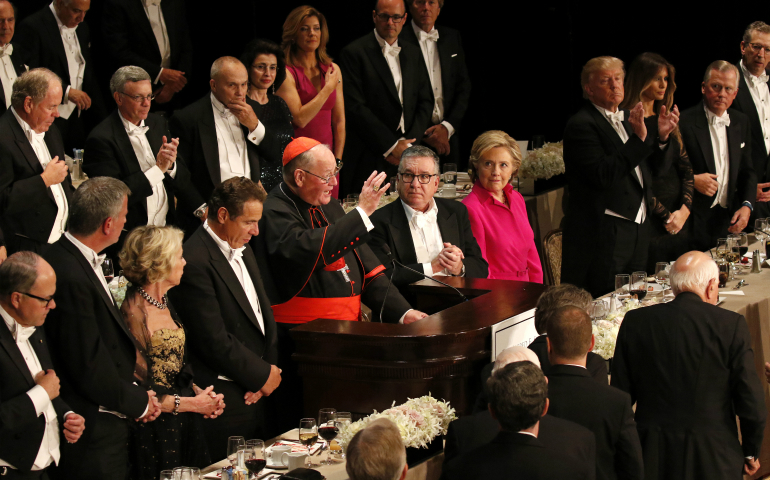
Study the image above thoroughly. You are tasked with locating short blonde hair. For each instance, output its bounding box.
[346,418,406,480]
[580,56,624,99]
[119,226,184,286]
[468,130,522,183]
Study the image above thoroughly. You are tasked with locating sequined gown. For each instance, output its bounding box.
[251,94,293,193]
[124,296,210,478]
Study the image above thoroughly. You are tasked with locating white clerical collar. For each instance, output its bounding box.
[401,197,438,223]
[373,28,399,49]
[49,2,77,33]
[203,221,245,262]
[411,19,435,37]
[0,302,34,342]
[118,110,146,132]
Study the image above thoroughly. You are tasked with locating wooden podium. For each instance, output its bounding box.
[289,277,548,418]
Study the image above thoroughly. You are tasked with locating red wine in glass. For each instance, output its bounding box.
[630,289,647,301]
[245,459,266,475]
[318,426,339,441]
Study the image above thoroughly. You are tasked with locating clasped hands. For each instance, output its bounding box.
[627,103,680,143]
[244,364,282,406]
[431,243,464,276]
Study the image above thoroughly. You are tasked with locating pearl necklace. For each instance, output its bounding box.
[137,287,168,310]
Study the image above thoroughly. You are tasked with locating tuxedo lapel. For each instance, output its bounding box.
[389,201,417,265]
[41,8,70,80]
[110,112,143,176]
[585,105,625,151]
[726,117,743,199]
[365,33,401,105]
[244,98,260,179]
[144,115,164,159]
[736,72,762,137]
[0,322,35,386]
[139,1,163,61]
[30,328,54,371]
[242,248,270,341]
[436,29,453,99]
[198,98,221,186]
[436,202,461,247]
[693,110,717,175]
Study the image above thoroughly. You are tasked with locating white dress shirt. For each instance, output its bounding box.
[11,108,68,243]
[118,111,174,226]
[210,93,265,184]
[593,104,646,223]
[49,3,85,120]
[0,43,17,109]
[410,20,454,138]
[401,199,446,276]
[142,0,171,84]
[704,105,731,209]
[373,29,409,158]
[740,59,770,155]
[0,304,60,470]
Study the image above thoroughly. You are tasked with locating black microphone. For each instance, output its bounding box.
[378,245,468,323]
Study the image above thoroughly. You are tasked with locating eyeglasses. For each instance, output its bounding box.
[19,292,54,308]
[301,162,343,184]
[399,172,438,184]
[375,13,405,23]
[119,92,155,103]
[749,43,770,55]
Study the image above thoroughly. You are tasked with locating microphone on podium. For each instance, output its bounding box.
[378,245,468,323]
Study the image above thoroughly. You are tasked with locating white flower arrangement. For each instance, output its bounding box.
[336,394,457,449]
[591,299,644,360]
[519,142,565,180]
[108,277,129,308]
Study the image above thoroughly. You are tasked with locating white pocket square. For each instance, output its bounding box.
[451,54,458,57]
[741,142,746,148]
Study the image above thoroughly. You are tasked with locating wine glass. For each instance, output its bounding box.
[299,418,318,467]
[589,301,607,321]
[756,219,768,254]
[243,440,265,479]
[188,468,202,480]
[654,262,670,289]
[227,436,246,468]
[630,271,647,302]
[335,412,352,461]
[727,234,742,275]
[172,468,193,480]
[716,238,729,261]
[102,258,114,283]
[318,408,338,465]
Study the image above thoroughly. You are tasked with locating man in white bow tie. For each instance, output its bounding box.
[0,1,26,116]
[401,0,471,168]
[732,21,770,222]
[337,0,434,197]
[562,56,679,297]
[369,145,487,292]
[0,251,86,478]
[679,61,757,251]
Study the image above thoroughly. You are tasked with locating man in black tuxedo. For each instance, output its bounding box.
[369,146,487,292]
[0,252,85,477]
[170,56,269,236]
[102,0,192,108]
[545,305,643,480]
[732,22,770,222]
[15,0,106,151]
[0,68,72,255]
[338,0,434,197]
[445,346,597,475]
[679,61,757,251]
[84,66,202,247]
[401,0,471,167]
[43,177,162,480]
[612,251,766,479]
[563,56,679,297]
[0,1,28,116]
[442,361,596,480]
[168,177,281,460]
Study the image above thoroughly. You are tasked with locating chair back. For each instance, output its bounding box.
[542,228,562,285]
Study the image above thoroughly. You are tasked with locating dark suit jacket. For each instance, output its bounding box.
[338,31,434,196]
[442,426,595,480]
[0,324,70,471]
[0,108,72,253]
[169,94,262,231]
[398,22,471,132]
[0,50,26,115]
[83,110,199,232]
[15,6,106,119]
[562,103,660,293]
[611,292,766,480]
[547,364,643,480]
[167,226,278,392]
[43,236,149,476]
[369,197,487,287]
[101,0,193,81]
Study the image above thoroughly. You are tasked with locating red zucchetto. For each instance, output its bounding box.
[282,137,322,166]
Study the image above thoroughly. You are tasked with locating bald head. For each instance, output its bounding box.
[492,346,541,374]
[670,251,719,303]
[209,56,248,106]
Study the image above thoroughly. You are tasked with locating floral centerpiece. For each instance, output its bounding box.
[336,394,456,449]
[591,298,644,360]
[519,141,564,181]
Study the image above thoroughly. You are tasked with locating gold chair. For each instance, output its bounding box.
[542,228,562,286]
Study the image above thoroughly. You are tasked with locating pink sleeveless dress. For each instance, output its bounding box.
[286,63,339,197]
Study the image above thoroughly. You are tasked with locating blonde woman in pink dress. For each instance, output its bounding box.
[462,131,543,283]
[277,6,345,198]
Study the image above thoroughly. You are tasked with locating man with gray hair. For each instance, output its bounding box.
[0,67,72,255]
[43,177,162,480]
[346,418,408,480]
[612,251,766,478]
[170,56,273,236]
[369,145,487,289]
[679,61,757,251]
[84,66,201,245]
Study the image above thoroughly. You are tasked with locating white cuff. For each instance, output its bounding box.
[441,121,455,139]
[144,165,165,187]
[247,121,266,145]
[398,309,413,324]
[154,68,164,85]
[63,410,75,420]
[167,160,177,179]
[422,262,433,277]
[137,403,150,419]
[27,385,51,417]
[355,206,374,232]
[383,137,407,158]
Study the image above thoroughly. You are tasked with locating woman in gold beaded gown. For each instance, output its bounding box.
[119,226,225,479]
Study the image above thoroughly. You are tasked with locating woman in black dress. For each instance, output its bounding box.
[621,53,694,270]
[241,39,294,193]
[119,226,225,479]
